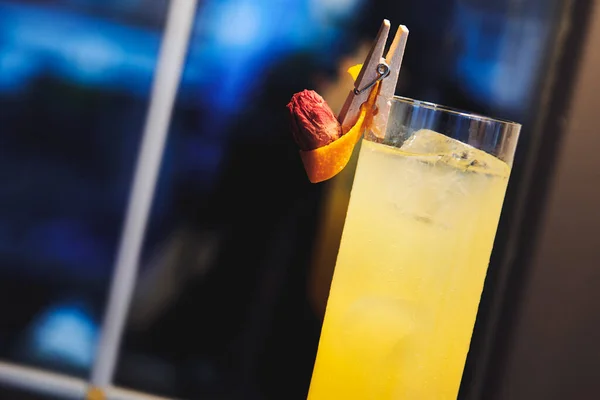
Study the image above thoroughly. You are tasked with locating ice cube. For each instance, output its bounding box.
[400,129,510,177]
[400,129,459,154]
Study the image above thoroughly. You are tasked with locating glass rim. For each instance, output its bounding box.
[392,95,521,128]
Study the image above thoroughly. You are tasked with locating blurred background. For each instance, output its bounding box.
[0,0,598,399]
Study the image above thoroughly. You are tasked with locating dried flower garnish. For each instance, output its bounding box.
[287,64,376,183]
[287,90,342,151]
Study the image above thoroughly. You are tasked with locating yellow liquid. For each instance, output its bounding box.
[308,131,510,399]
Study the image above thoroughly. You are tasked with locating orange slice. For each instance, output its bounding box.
[300,64,377,183]
[347,63,363,81]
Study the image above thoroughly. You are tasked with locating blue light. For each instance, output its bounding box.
[0,0,346,108]
[213,2,263,47]
[29,302,98,369]
[0,48,39,92]
[309,0,363,20]
[0,3,164,95]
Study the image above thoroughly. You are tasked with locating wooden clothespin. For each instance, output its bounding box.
[338,20,409,139]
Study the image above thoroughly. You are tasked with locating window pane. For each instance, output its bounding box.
[0,0,166,376]
[113,0,367,397]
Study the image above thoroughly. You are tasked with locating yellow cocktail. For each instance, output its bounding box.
[308,106,519,399]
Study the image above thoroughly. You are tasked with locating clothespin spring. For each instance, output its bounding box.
[353,62,390,95]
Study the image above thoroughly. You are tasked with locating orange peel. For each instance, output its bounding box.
[299,64,377,183]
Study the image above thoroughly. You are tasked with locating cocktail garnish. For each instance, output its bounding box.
[287,20,408,183]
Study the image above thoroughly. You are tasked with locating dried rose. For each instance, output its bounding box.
[287,89,341,151]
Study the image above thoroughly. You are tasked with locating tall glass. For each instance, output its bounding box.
[307,97,521,399]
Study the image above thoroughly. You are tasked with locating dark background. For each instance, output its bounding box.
[0,0,598,399]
